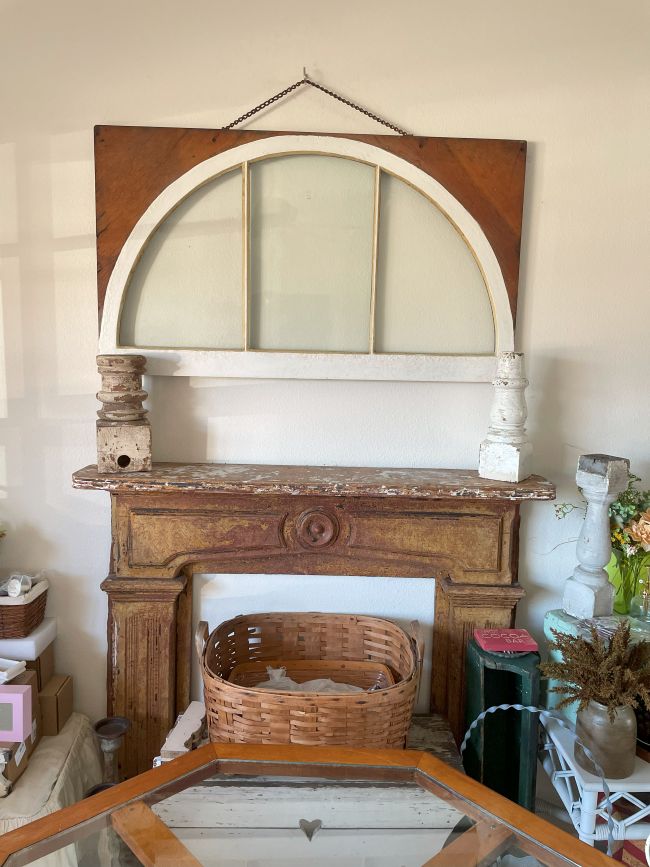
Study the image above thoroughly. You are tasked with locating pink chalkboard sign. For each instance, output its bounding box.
[474,628,538,653]
[0,685,32,742]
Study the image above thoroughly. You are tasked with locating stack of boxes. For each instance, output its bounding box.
[0,605,74,794]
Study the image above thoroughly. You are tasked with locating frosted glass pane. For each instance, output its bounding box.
[120,170,243,349]
[249,155,374,352]
[375,173,495,354]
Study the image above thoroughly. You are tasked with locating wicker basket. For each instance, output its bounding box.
[197,612,421,748]
[0,579,49,639]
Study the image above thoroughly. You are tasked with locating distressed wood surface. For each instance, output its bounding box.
[102,576,187,776]
[167,827,454,864]
[74,462,554,777]
[406,714,464,773]
[108,492,519,582]
[95,127,526,328]
[104,491,523,774]
[73,462,555,499]
[432,578,526,739]
[152,780,463,829]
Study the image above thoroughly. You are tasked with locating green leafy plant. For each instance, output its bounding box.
[541,621,650,721]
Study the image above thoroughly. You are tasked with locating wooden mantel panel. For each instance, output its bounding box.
[348,512,503,574]
[76,463,554,776]
[73,463,555,500]
[117,496,511,584]
[127,509,286,568]
[102,576,187,776]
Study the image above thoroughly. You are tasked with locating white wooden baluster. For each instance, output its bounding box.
[478,351,532,483]
[562,454,630,619]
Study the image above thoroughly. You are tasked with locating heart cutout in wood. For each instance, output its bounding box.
[299,818,323,841]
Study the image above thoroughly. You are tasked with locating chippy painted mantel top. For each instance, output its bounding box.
[72,462,555,500]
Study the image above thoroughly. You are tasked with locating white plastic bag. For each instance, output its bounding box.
[253,667,300,691]
[254,666,363,694]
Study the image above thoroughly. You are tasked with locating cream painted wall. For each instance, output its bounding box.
[0,0,648,722]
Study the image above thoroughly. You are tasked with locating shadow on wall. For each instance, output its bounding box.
[0,129,108,720]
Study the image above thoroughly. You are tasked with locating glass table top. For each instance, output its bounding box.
[0,745,613,867]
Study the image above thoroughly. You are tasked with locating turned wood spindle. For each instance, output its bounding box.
[96,355,152,473]
[479,351,532,483]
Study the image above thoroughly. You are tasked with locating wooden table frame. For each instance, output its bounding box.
[0,743,612,866]
[72,463,555,777]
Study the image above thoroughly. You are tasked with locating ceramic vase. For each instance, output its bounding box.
[574,700,636,779]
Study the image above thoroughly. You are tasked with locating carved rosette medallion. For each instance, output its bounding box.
[296,509,339,549]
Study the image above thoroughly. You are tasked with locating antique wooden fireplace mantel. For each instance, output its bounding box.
[72,462,555,777]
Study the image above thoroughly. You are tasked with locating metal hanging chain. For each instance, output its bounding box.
[223,72,409,136]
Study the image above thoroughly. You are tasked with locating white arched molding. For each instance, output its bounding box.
[99,136,515,382]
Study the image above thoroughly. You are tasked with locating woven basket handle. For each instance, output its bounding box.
[195,620,209,662]
[408,620,424,668]
[408,620,424,704]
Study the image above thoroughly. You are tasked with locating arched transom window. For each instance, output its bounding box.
[99,135,522,381]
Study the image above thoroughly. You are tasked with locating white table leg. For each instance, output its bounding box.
[579,790,598,845]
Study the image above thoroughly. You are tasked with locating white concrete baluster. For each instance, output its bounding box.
[478,351,532,483]
[562,454,630,619]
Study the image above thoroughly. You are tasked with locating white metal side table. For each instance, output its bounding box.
[541,714,650,846]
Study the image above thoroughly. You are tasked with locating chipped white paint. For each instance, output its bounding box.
[153,781,463,829]
[169,827,453,865]
[478,351,532,483]
[99,135,514,383]
[152,777,463,863]
[160,701,206,761]
[562,454,630,619]
[72,462,556,500]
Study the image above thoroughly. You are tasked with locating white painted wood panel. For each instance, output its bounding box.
[172,827,453,866]
[153,782,464,830]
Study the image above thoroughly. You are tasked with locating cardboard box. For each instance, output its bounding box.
[40,674,72,736]
[25,641,55,691]
[0,670,41,793]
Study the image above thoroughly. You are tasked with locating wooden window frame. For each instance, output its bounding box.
[95,127,526,382]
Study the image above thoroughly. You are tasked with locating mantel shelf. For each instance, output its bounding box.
[72,462,555,500]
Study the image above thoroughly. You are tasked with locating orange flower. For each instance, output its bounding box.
[627,509,650,551]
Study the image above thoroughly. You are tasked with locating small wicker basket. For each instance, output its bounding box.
[0,579,49,639]
[197,612,421,748]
